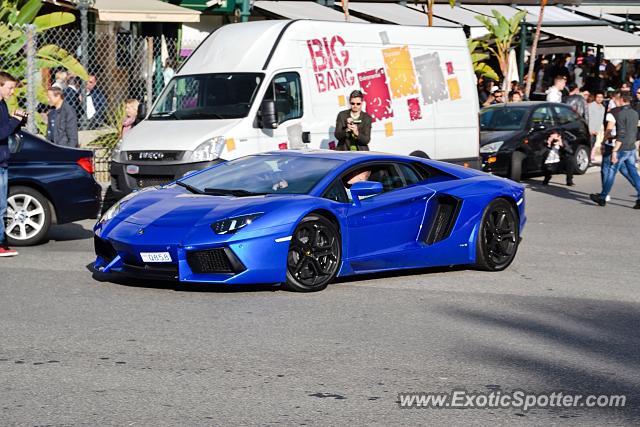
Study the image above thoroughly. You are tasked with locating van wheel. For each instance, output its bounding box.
[410,150,430,159]
[509,151,525,182]
[5,186,52,246]
[573,145,589,175]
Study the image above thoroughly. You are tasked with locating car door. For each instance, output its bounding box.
[525,105,555,172]
[258,71,306,151]
[342,162,435,270]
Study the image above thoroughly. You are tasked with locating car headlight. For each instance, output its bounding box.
[110,139,126,162]
[98,187,157,225]
[211,213,263,235]
[191,136,226,162]
[480,141,504,154]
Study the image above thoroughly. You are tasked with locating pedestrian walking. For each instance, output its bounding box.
[587,91,605,162]
[63,76,83,121]
[46,87,79,148]
[334,90,372,151]
[590,93,640,208]
[85,74,107,128]
[0,71,27,257]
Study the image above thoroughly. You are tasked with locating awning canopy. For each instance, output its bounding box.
[94,0,200,22]
[252,1,367,23]
[407,4,488,38]
[348,2,458,27]
[565,6,629,24]
[576,5,640,15]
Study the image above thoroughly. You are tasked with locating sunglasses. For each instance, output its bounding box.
[351,102,362,106]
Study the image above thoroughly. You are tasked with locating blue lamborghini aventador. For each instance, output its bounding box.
[93,150,526,292]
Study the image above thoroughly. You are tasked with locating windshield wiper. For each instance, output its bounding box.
[204,188,267,197]
[176,181,203,194]
[149,111,178,119]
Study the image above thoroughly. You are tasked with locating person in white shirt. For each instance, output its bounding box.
[546,76,566,103]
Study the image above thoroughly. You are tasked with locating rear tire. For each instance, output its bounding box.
[5,186,52,246]
[573,145,589,175]
[475,198,519,271]
[509,151,525,182]
[284,215,341,292]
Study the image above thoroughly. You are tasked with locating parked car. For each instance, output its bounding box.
[479,102,591,181]
[6,131,102,245]
[94,150,525,292]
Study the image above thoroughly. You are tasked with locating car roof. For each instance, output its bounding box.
[482,101,570,110]
[261,149,415,162]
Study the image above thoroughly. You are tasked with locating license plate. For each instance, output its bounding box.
[140,252,172,263]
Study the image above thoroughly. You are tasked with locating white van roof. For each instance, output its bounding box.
[178,20,468,75]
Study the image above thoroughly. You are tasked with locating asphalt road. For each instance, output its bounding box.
[1,170,640,426]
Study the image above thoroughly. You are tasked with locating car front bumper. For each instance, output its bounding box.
[94,220,294,285]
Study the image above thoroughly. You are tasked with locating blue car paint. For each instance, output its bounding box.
[94,150,525,284]
[9,131,101,224]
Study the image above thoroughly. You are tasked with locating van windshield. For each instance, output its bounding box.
[149,73,264,120]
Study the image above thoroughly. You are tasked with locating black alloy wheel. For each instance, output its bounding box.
[476,199,519,271]
[284,215,341,292]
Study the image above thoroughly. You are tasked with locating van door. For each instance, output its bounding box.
[258,71,306,151]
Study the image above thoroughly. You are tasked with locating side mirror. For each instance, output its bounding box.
[531,123,546,132]
[8,133,23,154]
[138,103,147,119]
[350,181,383,206]
[260,100,278,129]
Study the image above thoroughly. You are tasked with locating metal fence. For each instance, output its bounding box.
[0,26,196,183]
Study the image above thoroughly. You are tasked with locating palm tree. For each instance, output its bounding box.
[524,0,547,99]
[476,9,528,91]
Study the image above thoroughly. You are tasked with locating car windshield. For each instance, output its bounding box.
[149,73,264,120]
[480,106,528,131]
[179,155,344,195]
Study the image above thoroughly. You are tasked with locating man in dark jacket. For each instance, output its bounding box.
[590,93,640,208]
[46,87,79,148]
[0,71,26,256]
[334,90,372,151]
[563,83,587,118]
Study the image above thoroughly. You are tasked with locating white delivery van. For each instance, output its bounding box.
[109,19,479,196]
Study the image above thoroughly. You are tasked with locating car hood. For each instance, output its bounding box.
[121,118,241,151]
[480,130,523,145]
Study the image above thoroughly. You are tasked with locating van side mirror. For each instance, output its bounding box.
[138,103,147,119]
[260,100,278,129]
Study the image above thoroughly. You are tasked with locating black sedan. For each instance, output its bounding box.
[6,131,102,245]
[480,102,591,181]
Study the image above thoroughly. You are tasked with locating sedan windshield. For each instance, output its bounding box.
[179,155,343,195]
[149,73,264,120]
[480,106,528,131]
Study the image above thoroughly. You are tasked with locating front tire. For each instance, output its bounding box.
[476,198,519,271]
[284,215,341,292]
[5,186,52,246]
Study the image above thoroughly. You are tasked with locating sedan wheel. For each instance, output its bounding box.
[284,215,341,292]
[476,198,519,271]
[5,186,52,246]
[573,145,589,175]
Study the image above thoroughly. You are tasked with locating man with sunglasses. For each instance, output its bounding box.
[334,90,372,151]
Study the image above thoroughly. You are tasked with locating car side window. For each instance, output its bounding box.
[263,72,303,124]
[553,106,579,125]
[396,163,422,186]
[323,181,350,203]
[531,106,554,128]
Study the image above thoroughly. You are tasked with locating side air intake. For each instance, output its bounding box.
[422,195,462,245]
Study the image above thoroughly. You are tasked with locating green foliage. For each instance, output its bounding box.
[89,103,126,153]
[475,9,527,83]
[468,39,499,81]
